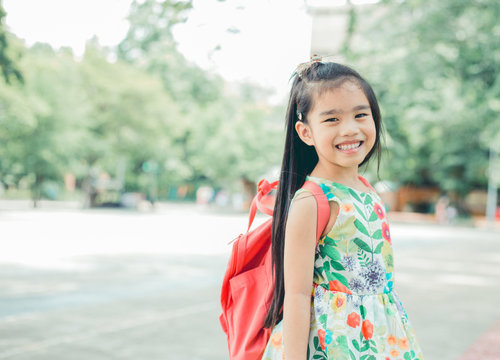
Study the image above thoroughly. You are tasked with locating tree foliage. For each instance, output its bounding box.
[3,0,496,206]
[352,0,500,198]
[0,1,22,83]
[116,0,283,189]
[0,0,283,205]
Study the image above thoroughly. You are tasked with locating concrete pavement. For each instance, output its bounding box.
[0,201,499,359]
[388,223,500,359]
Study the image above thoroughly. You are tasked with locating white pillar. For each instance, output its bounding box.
[486,145,498,223]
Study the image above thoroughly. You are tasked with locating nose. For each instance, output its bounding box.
[340,117,360,136]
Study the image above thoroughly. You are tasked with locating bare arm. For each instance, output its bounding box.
[283,192,339,360]
[282,192,337,360]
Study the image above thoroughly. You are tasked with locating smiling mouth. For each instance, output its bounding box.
[336,141,363,150]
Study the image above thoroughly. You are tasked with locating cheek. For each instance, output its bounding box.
[365,121,377,145]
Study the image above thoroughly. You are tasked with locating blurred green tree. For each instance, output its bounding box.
[0,1,22,83]
[353,0,500,202]
[1,0,284,205]
[0,42,88,206]
[117,0,283,194]
[79,39,181,202]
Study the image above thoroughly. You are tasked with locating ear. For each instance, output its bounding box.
[295,121,315,146]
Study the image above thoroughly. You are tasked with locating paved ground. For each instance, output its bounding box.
[390,223,500,359]
[459,319,500,360]
[0,201,499,360]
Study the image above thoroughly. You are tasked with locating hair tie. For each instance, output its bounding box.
[296,54,322,79]
[296,110,303,121]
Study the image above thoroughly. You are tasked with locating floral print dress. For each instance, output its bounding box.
[261,175,424,360]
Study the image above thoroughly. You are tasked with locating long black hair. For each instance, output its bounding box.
[263,61,384,328]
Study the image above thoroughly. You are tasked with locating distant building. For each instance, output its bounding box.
[306,1,378,57]
[307,2,348,56]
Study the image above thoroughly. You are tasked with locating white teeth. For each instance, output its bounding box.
[337,142,361,150]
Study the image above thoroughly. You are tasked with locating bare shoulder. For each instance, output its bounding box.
[289,191,317,217]
[287,191,318,236]
[290,190,339,238]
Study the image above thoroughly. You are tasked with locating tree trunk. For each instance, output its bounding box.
[31,173,43,208]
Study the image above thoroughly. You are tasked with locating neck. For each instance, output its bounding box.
[309,164,361,186]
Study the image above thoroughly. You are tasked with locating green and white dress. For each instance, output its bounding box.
[261,175,424,360]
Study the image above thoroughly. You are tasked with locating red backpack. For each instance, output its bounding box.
[219,179,330,360]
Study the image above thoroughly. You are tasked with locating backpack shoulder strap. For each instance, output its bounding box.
[301,180,330,242]
[243,178,330,239]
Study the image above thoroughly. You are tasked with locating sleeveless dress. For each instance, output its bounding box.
[261,175,424,360]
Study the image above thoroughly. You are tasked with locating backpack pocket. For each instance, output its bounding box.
[227,263,272,359]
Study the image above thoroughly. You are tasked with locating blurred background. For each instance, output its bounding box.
[0,0,499,359]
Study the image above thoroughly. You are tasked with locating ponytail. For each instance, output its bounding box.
[263,81,318,328]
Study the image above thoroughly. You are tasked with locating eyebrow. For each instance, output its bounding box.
[319,104,370,116]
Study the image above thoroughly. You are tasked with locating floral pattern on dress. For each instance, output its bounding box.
[261,175,424,360]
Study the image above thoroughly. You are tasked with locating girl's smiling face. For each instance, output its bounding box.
[295,80,376,176]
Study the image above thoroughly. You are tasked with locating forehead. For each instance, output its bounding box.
[309,81,369,115]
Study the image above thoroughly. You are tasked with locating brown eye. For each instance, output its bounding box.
[355,113,369,119]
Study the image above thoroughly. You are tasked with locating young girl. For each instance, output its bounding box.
[261,59,424,360]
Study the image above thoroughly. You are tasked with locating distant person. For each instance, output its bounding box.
[435,195,457,224]
[435,195,450,224]
[260,58,424,359]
